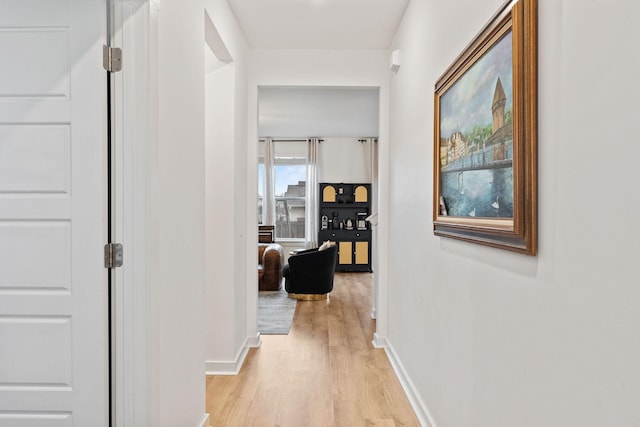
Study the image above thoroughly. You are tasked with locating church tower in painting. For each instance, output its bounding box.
[492,77,507,133]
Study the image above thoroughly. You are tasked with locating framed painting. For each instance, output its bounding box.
[433,0,537,255]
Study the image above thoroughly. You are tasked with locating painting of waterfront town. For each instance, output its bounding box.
[438,31,514,219]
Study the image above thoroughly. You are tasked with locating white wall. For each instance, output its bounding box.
[387,0,640,426]
[318,138,373,183]
[230,4,251,369]
[150,0,207,426]
[259,87,379,137]
[205,52,236,362]
[203,0,253,373]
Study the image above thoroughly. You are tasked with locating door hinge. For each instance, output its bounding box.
[104,243,124,268]
[103,45,122,72]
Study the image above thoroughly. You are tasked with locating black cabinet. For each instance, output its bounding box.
[318,183,372,272]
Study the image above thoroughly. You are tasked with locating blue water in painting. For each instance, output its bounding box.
[441,168,513,218]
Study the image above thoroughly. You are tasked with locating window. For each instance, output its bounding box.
[259,139,307,241]
[274,162,306,239]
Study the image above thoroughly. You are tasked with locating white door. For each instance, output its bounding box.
[0,0,109,425]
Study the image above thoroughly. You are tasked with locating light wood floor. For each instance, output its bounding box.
[205,272,420,427]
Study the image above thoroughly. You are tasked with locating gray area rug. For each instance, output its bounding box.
[258,289,297,335]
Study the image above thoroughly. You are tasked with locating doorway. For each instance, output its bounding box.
[256,86,381,310]
[108,0,154,425]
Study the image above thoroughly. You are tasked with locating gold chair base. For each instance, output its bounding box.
[288,293,328,301]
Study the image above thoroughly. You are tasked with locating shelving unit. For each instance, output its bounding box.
[318,183,372,272]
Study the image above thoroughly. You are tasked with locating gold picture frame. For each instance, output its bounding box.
[433,0,537,255]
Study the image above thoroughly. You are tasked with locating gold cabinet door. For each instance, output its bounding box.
[354,185,368,202]
[322,185,336,202]
[339,241,353,265]
[355,241,369,264]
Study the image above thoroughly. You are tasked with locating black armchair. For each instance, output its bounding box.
[282,245,338,300]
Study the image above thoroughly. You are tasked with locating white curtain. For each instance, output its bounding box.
[369,137,378,218]
[369,138,378,276]
[305,137,319,248]
[264,137,276,226]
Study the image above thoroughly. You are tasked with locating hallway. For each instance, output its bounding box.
[206,273,420,426]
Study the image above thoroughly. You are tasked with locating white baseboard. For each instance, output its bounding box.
[197,413,210,427]
[247,333,261,348]
[384,341,437,427]
[372,332,388,348]
[205,334,261,375]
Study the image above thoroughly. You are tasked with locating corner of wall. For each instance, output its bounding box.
[205,334,261,375]
[372,332,387,348]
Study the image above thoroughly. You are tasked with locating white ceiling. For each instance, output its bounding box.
[226,0,410,49]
